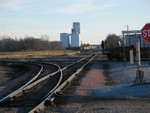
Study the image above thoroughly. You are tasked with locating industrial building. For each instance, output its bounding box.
[60,33,70,48]
[71,22,80,47]
[122,30,149,48]
[60,22,80,48]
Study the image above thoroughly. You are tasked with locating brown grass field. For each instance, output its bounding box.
[0,50,79,59]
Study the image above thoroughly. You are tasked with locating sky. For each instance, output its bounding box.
[0,0,150,44]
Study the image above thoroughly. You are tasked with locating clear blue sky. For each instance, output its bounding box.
[0,0,149,44]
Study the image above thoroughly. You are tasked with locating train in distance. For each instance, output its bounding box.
[81,44,101,54]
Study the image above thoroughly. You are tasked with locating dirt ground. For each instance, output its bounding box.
[44,58,150,113]
[0,63,28,86]
[0,50,79,59]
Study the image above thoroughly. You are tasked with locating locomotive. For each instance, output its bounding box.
[81,44,92,54]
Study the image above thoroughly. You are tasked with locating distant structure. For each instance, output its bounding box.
[60,33,70,48]
[122,30,149,48]
[71,22,80,47]
[60,22,80,48]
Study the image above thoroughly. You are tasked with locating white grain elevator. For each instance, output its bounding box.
[60,33,69,48]
[71,22,80,47]
[60,22,80,48]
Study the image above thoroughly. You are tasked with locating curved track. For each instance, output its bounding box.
[0,53,98,113]
[29,53,97,113]
[0,62,43,102]
[0,62,61,104]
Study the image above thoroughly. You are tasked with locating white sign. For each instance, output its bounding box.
[122,30,141,34]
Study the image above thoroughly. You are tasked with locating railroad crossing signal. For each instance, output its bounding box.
[141,23,150,43]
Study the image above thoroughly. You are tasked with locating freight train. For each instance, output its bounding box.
[107,46,149,61]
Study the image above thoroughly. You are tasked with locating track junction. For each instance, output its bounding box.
[0,53,98,113]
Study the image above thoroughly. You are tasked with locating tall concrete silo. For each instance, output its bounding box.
[71,22,80,47]
[60,33,69,48]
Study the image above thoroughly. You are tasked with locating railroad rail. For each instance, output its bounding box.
[0,53,98,113]
[0,62,61,104]
[29,53,97,113]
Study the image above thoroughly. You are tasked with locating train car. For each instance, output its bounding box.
[107,46,149,61]
[107,47,130,60]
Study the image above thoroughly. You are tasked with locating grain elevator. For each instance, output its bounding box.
[60,33,70,48]
[60,22,80,48]
[71,22,80,47]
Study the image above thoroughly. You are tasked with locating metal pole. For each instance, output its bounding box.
[148,44,150,65]
[123,25,129,67]
[123,33,126,67]
[135,40,144,84]
[127,25,129,46]
[127,25,129,32]
[136,41,141,70]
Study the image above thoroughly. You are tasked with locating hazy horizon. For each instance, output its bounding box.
[0,0,149,44]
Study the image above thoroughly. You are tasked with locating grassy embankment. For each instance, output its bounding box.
[0,50,79,59]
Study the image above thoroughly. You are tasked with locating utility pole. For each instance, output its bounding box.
[134,41,144,84]
[123,33,126,67]
[122,25,129,67]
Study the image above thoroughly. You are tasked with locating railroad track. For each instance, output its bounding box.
[0,53,98,113]
[0,63,59,103]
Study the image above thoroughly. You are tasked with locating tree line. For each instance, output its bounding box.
[0,36,63,52]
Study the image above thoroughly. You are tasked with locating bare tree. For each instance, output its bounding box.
[105,34,123,48]
[40,34,50,41]
[0,36,63,52]
[50,41,62,50]
[0,36,17,52]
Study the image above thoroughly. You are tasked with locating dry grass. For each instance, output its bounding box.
[0,50,79,59]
